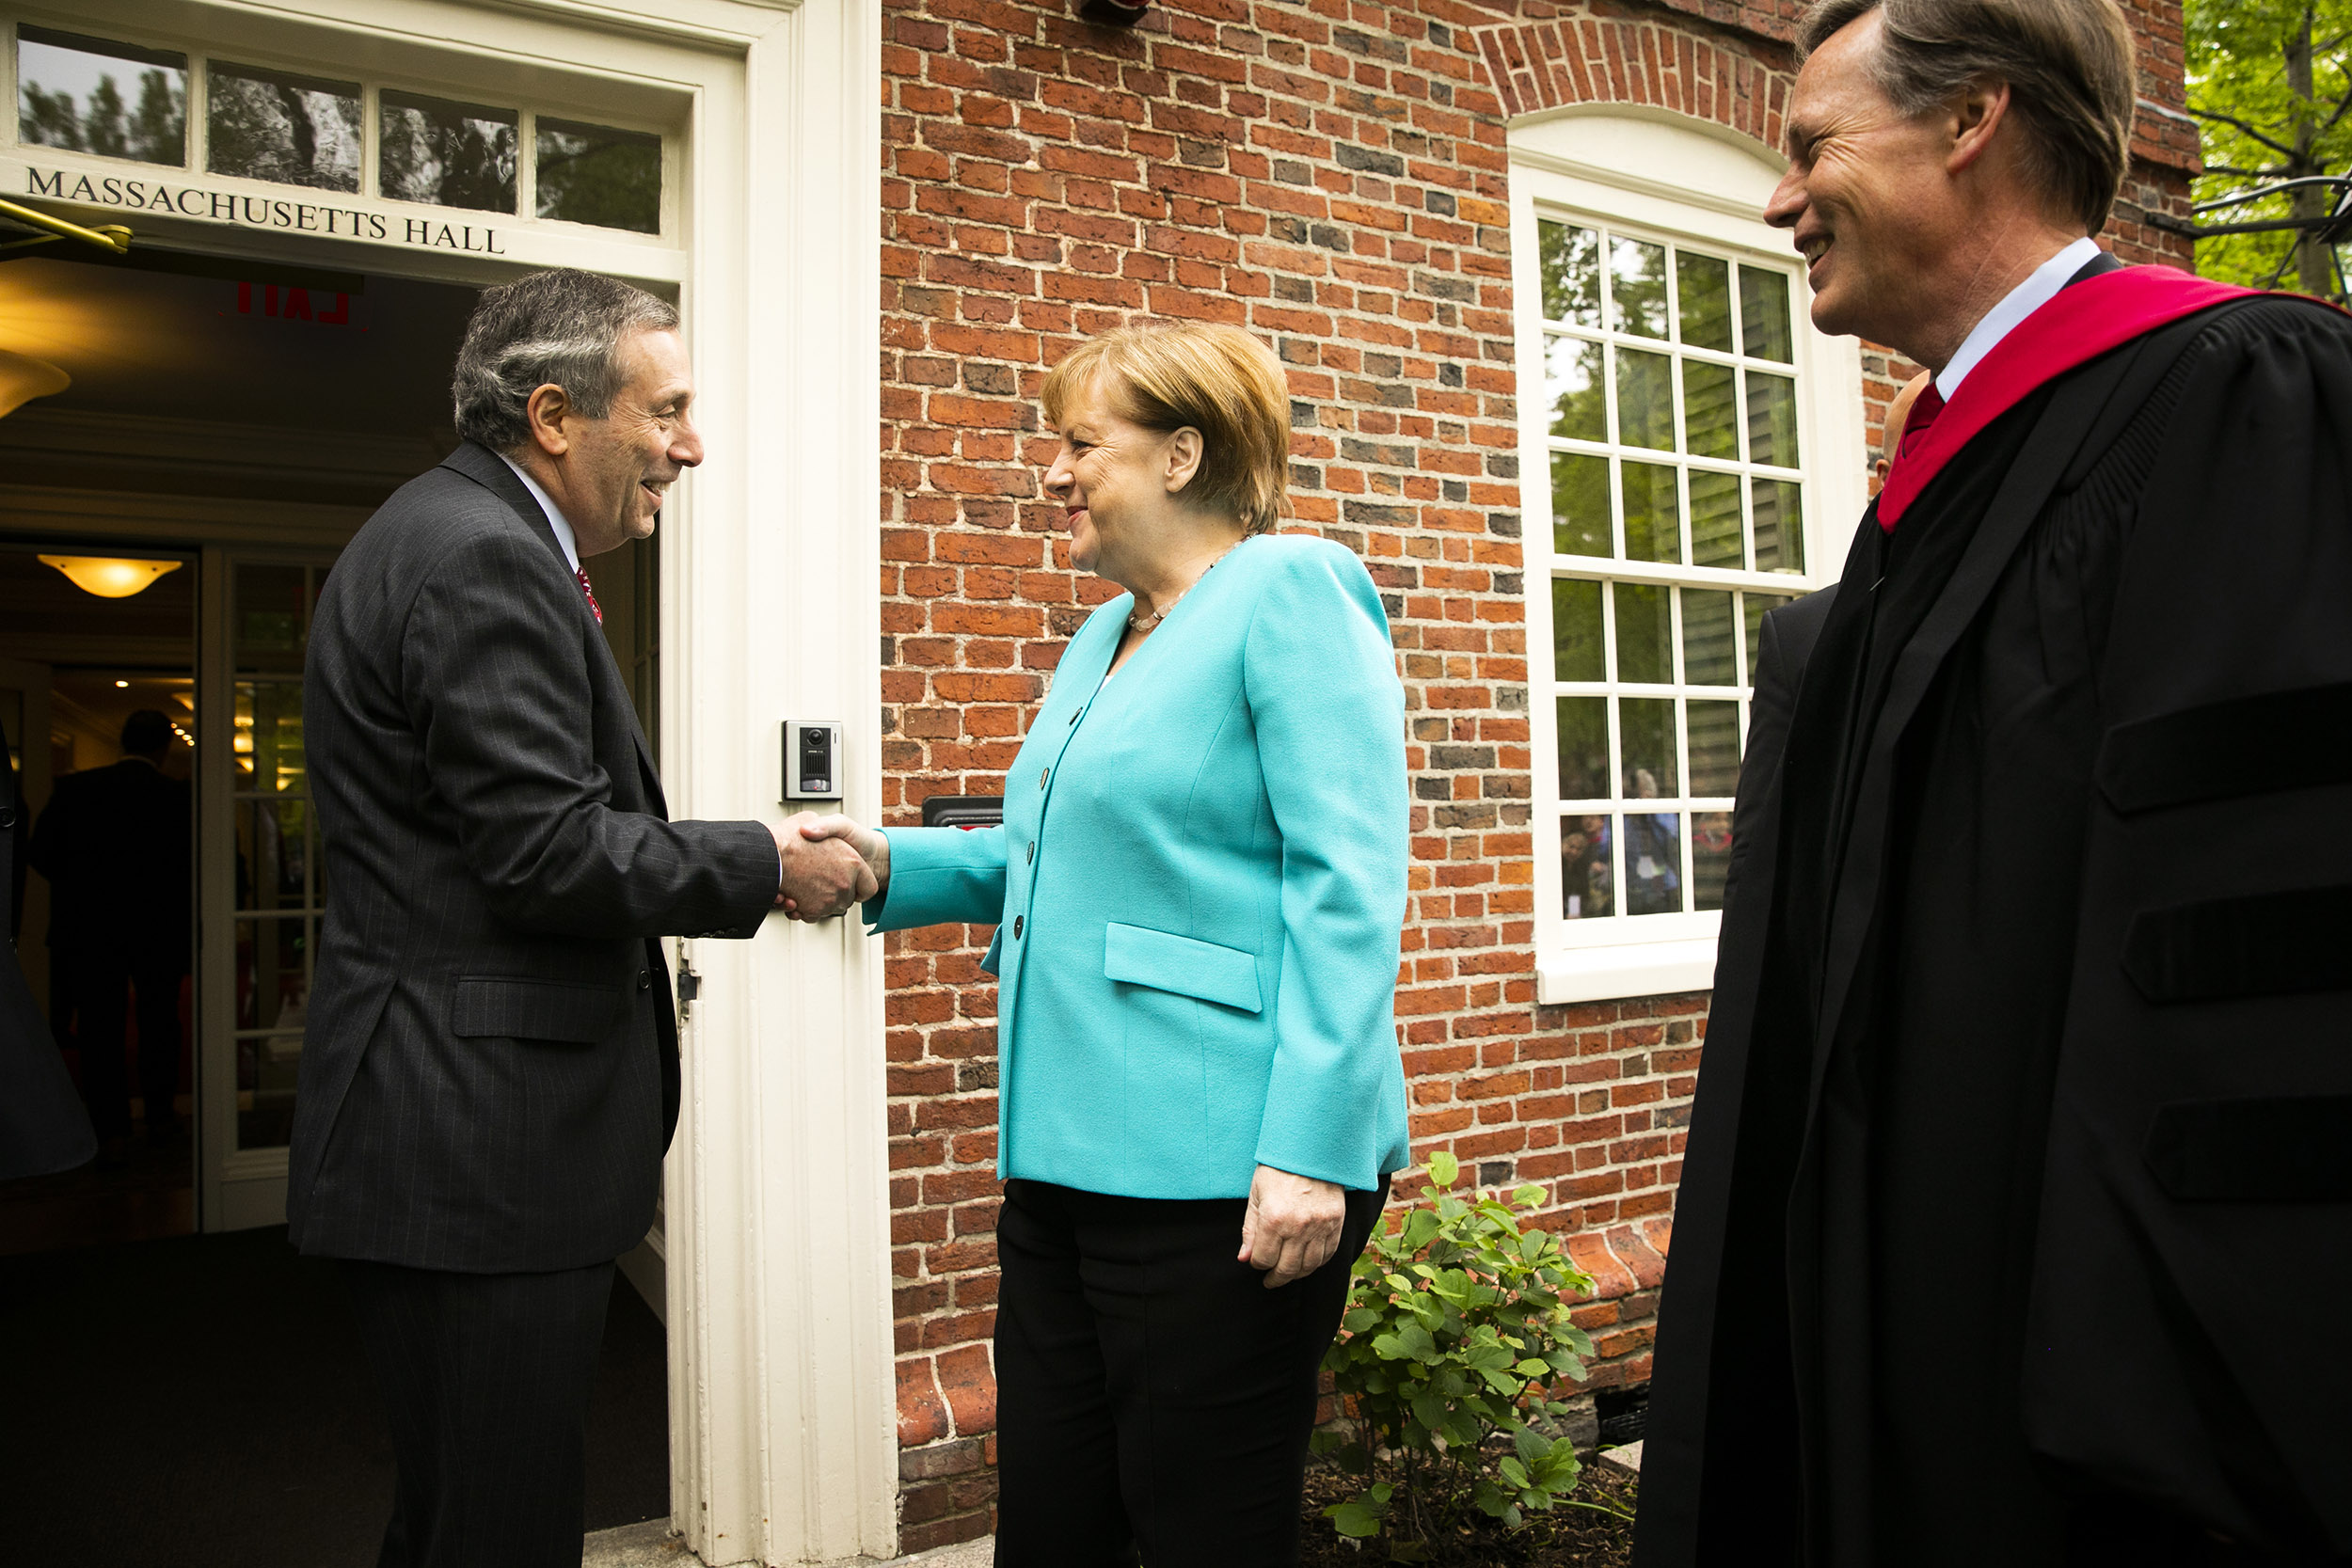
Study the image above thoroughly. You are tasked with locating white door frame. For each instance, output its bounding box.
[13,0,893,1560]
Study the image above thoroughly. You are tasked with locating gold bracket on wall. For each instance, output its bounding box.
[0,197,132,256]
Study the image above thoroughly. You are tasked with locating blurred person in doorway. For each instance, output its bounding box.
[2,706,98,1180]
[26,708,191,1163]
[289,268,874,1568]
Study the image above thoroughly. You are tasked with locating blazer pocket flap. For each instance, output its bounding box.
[1104,923,1262,1013]
[451,976,628,1043]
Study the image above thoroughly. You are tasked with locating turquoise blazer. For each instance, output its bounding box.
[869,535,1410,1199]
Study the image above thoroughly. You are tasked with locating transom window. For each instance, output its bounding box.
[1536,214,1811,927]
[12,24,664,234]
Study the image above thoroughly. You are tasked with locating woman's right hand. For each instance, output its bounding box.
[799,814,890,903]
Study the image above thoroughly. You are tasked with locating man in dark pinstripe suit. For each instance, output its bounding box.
[289,269,874,1568]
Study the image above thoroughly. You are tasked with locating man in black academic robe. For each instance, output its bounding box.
[1637,4,2352,1565]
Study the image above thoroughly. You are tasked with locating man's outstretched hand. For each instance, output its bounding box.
[796,815,890,915]
[771,811,878,920]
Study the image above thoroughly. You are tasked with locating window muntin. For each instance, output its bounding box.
[10,24,666,237]
[16,25,185,167]
[1538,212,1812,927]
[1539,215,1807,575]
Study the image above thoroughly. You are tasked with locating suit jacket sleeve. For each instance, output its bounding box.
[400,528,777,939]
[1244,545,1409,1188]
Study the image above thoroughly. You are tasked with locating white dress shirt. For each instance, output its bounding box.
[1935,235,2105,401]
[496,451,582,573]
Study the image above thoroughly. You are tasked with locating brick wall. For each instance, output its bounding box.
[875,0,2195,1548]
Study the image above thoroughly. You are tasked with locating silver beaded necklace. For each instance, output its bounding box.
[1128,538,1244,633]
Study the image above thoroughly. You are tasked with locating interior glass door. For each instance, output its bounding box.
[199,549,336,1230]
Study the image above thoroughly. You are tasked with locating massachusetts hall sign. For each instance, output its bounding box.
[16,163,509,255]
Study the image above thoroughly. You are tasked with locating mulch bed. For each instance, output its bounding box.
[1296,1459,1637,1567]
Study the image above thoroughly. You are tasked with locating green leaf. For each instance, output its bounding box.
[1512,1182,1546,1209]
[1427,1151,1459,1189]
[1325,1498,1387,1539]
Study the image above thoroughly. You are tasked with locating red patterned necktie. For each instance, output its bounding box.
[1895,383,1946,467]
[575,566,603,625]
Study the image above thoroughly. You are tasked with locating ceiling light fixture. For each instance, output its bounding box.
[39,555,184,598]
[0,347,70,419]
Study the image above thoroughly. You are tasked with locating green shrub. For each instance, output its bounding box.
[1313,1151,1617,1560]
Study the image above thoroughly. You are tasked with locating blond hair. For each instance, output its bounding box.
[1041,323,1292,535]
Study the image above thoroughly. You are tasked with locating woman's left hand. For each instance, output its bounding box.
[1238,1164,1346,1289]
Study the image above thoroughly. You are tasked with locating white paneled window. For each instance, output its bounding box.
[1509,114,1866,1003]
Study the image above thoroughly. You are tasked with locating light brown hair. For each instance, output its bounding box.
[1798,0,2137,234]
[1041,323,1293,535]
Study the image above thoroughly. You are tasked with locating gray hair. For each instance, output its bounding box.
[1798,0,2136,235]
[452,268,679,451]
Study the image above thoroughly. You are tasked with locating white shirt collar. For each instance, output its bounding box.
[1935,236,2105,401]
[495,451,581,575]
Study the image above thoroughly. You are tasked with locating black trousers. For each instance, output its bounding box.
[342,1258,616,1568]
[61,948,183,1139]
[993,1177,1388,1568]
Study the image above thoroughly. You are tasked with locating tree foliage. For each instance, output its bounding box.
[2186,0,2352,295]
[19,69,183,165]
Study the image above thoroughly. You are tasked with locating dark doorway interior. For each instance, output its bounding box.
[1,550,198,1253]
[0,240,672,1547]
[0,1227,669,1565]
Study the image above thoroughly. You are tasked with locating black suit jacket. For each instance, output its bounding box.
[287,441,777,1273]
[26,757,191,963]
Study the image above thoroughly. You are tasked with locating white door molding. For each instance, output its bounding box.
[23,0,893,1560]
[656,0,894,1558]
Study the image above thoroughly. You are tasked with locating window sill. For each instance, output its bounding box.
[1537,937,1719,1005]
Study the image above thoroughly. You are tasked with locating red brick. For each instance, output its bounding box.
[881,0,2189,1503]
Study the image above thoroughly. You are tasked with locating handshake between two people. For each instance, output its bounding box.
[769,813,890,922]
[762,813,1345,1286]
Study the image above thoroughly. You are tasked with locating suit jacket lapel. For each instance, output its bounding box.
[440,442,670,816]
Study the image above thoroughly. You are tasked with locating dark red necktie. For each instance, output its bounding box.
[575,566,603,626]
[1895,383,1946,467]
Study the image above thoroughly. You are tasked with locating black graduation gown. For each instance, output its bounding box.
[1637,290,2352,1567]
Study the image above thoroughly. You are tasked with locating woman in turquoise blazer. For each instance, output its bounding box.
[810,324,1407,1564]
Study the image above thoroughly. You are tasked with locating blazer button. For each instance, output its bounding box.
[1012,915,1024,939]
[1039,767,1049,790]
[1025,841,1035,863]
[637,970,652,991]
[1067,710,1079,725]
